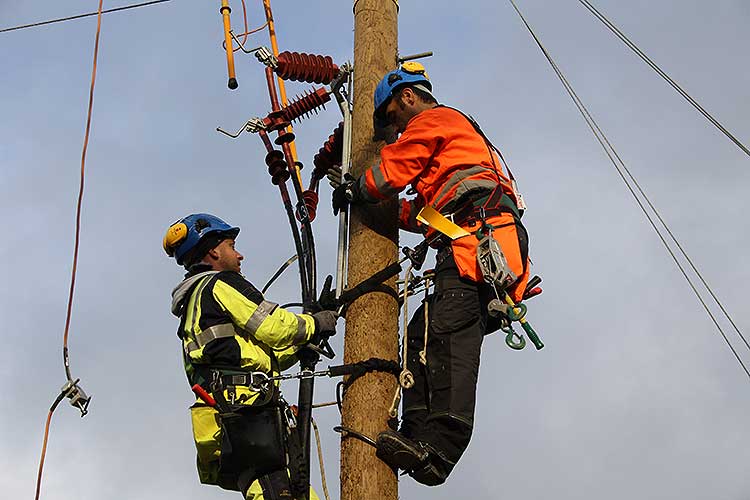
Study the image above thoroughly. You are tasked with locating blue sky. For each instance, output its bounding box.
[1,1,749,499]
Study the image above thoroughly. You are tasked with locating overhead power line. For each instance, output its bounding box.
[507,0,750,381]
[0,0,171,34]
[576,0,750,158]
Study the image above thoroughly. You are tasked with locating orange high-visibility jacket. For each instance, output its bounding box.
[358,106,530,300]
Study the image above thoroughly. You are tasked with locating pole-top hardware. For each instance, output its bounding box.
[397,51,433,64]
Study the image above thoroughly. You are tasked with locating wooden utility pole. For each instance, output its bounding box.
[340,1,399,499]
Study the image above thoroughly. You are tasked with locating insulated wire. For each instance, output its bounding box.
[573,0,750,352]
[0,0,170,34]
[262,254,299,294]
[34,392,67,500]
[507,0,750,380]
[576,0,750,159]
[63,0,104,381]
[36,3,104,498]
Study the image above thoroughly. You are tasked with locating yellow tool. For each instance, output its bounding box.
[416,205,470,240]
[220,0,238,89]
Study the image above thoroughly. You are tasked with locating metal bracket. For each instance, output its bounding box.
[331,62,354,300]
[398,51,434,64]
[227,30,278,67]
[216,117,267,138]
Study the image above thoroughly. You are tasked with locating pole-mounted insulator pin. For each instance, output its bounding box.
[276,51,340,85]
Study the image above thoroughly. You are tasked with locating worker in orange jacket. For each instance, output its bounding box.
[331,62,531,486]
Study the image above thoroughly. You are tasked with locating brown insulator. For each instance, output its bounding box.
[276,51,340,85]
[312,122,344,180]
[281,87,331,123]
[274,131,296,145]
[265,150,289,185]
[298,189,319,222]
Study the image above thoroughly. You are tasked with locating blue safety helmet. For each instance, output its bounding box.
[373,61,432,129]
[163,213,240,266]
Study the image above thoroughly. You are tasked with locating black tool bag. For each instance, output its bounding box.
[217,403,288,492]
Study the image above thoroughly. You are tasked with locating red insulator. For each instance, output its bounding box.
[276,51,339,85]
[312,122,344,180]
[298,189,319,222]
[265,150,290,185]
[282,87,331,123]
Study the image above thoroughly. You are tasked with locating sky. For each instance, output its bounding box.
[2,1,749,499]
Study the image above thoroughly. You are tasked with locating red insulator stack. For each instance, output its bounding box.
[312,122,344,181]
[282,87,331,123]
[276,51,339,85]
[265,150,290,185]
[298,190,319,222]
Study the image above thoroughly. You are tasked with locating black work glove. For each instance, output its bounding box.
[312,310,339,338]
[332,173,360,216]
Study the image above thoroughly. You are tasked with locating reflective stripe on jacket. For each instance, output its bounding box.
[359,106,516,211]
[358,106,530,300]
[173,270,315,388]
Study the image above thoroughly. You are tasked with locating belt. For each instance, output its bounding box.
[449,201,519,230]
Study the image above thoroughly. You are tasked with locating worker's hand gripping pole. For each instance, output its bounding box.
[219,0,238,89]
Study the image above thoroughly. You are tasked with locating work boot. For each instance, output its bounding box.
[375,429,429,472]
[409,461,448,486]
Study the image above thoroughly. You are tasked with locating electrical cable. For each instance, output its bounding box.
[35,3,105,498]
[576,0,750,159]
[0,0,170,34]
[34,392,66,500]
[507,0,750,380]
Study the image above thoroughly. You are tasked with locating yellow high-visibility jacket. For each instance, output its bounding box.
[170,266,316,488]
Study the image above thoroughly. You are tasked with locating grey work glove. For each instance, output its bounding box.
[327,164,343,189]
[312,310,339,338]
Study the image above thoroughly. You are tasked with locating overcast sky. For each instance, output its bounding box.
[2,1,749,499]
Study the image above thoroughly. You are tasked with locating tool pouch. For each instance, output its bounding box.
[218,403,288,492]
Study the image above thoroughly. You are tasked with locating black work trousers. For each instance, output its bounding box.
[400,252,492,479]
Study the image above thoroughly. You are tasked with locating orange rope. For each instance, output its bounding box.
[62,0,102,371]
[232,0,249,52]
[222,21,269,52]
[37,4,104,497]
[34,394,66,500]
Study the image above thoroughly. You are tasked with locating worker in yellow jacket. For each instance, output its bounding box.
[164,213,332,500]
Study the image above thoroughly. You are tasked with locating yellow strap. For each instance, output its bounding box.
[416,205,470,240]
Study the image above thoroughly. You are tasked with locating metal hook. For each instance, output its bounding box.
[503,325,526,350]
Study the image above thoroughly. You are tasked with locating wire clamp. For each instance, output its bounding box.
[61,378,91,417]
[254,46,278,68]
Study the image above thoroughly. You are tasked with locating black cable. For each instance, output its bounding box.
[576,0,750,158]
[0,0,171,34]
[507,0,750,381]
